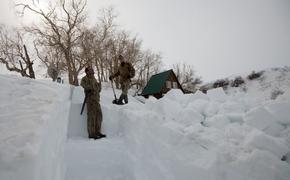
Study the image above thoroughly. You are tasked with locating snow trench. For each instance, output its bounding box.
[65,86,136,180]
[65,86,290,180]
[2,68,290,180]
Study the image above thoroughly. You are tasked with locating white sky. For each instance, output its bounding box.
[1,0,290,82]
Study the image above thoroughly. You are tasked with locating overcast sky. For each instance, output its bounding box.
[1,0,290,82]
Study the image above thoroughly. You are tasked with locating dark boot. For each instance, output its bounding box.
[117,94,125,105]
[94,133,106,139]
[124,95,128,104]
[99,133,106,138]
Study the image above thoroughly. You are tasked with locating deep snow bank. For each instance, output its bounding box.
[64,69,290,180]
[126,89,290,180]
[109,87,290,180]
[0,75,71,180]
[2,67,290,180]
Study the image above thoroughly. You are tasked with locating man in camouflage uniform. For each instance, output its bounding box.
[109,55,134,105]
[81,66,106,139]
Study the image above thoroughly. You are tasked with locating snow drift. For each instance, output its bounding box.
[1,67,290,180]
[0,75,72,180]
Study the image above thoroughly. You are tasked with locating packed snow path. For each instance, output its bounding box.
[65,87,135,180]
[65,139,133,180]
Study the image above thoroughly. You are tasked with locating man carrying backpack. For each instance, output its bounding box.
[109,55,135,105]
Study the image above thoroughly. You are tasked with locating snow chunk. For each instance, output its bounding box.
[244,130,289,159]
[187,99,209,115]
[204,102,220,117]
[207,87,227,102]
[205,114,231,128]
[164,89,184,101]
[191,90,210,101]
[244,107,285,136]
[266,102,290,125]
[234,150,290,180]
[174,108,204,126]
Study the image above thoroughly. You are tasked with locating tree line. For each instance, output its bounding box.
[0,0,201,92]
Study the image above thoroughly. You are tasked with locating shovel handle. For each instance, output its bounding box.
[110,80,117,100]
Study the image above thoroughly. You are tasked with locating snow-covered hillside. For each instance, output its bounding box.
[225,67,290,103]
[0,67,290,180]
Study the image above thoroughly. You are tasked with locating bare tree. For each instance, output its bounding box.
[133,50,162,92]
[0,25,35,78]
[173,62,202,92]
[72,7,118,83]
[14,2,164,87]
[16,0,87,85]
[85,17,162,93]
[34,41,66,81]
[34,41,63,69]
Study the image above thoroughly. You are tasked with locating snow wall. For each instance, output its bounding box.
[2,70,290,180]
[35,86,72,180]
[67,86,88,139]
[0,75,72,180]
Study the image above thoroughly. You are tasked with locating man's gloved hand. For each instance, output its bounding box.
[109,76,113,81]
[127,75,131,79]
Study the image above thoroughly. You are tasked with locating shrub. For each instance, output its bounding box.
[199,86,209,94]
[270,89,284,100]
[247,71,263,80]
[213,79,229,89]
[231,76,245,87]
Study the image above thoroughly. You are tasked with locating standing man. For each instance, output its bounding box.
[81,66,106,139]
[109,55,135,105]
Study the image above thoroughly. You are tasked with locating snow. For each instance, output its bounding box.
[0,74,71,180]
[1,67,290,180]
[244,107,285,136]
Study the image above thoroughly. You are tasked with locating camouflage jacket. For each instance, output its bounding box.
[80,75,101,102]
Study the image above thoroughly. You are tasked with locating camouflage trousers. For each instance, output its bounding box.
[86,101,102,138]
[121,79,130,95]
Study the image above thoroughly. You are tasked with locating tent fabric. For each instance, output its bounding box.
[141,70,172,96]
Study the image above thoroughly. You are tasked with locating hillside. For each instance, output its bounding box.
[0,67,290,180]
[201,67,290,101]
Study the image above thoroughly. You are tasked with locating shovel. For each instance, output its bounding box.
[111,80,118,104]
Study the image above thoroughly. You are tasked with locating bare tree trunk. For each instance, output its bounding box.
[146,63,150,83]
[18,60,26,77]
[65,52,74,85]
[95,57,101,81]
[23,45,35,79]
[100,57,105,81]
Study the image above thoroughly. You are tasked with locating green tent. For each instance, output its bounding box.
[141,69,184,98]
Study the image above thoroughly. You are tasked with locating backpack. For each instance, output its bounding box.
[127,62,135,78]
